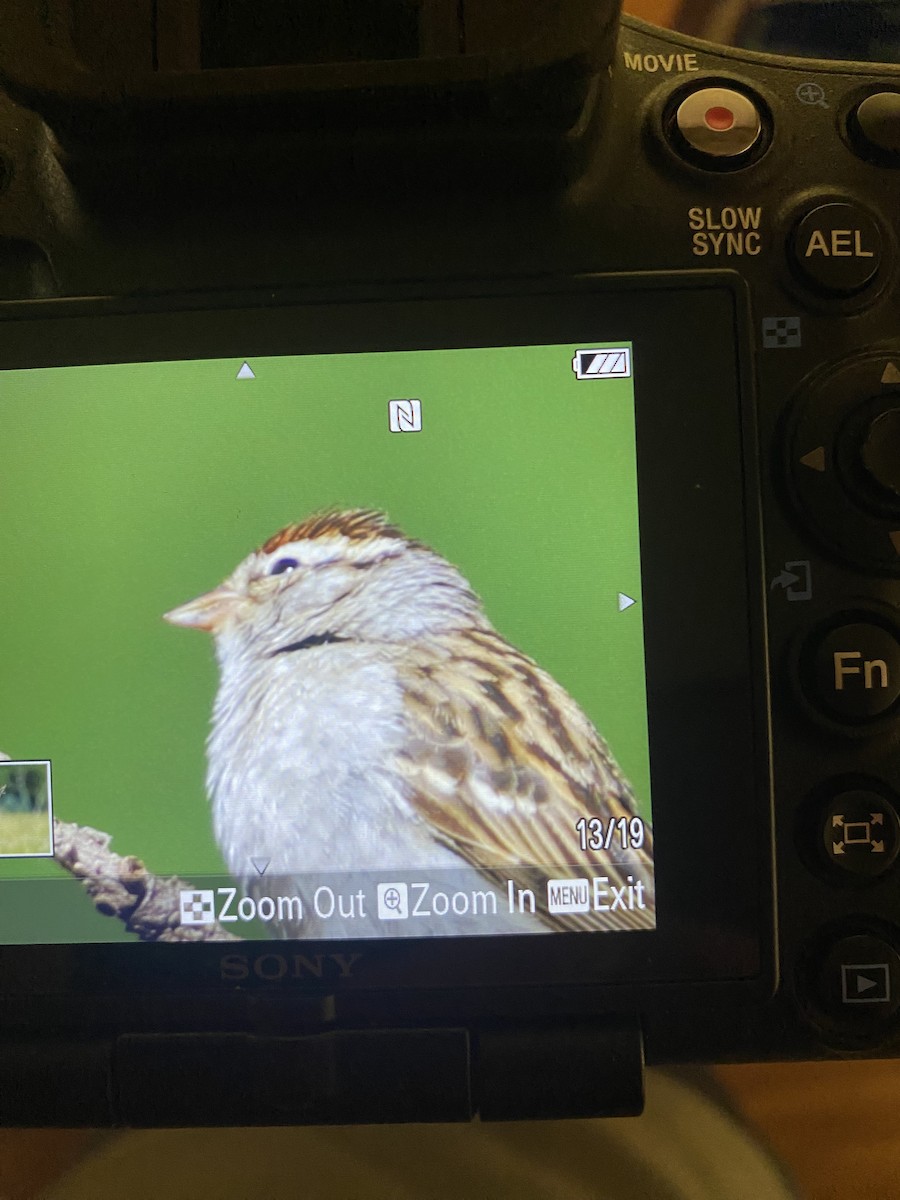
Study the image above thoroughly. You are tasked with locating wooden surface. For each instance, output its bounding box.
[0,1130,96,1200]
[624,0,681,25]
[1,1062,899,1198]
[621,1,677,22]
[714,1060,900,1200]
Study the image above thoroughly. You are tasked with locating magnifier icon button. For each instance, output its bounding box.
[377,882,409,919]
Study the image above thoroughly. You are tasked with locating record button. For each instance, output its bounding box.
[673,87,763,159]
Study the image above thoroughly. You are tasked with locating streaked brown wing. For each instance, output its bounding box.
[393,628,655,932]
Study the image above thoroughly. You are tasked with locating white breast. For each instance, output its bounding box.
[208,641,438,872]
[204,639,537,938]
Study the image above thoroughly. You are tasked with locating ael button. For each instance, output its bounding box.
[791,203,883,296]
[671,86,764,165]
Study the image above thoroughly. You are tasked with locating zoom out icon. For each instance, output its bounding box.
[377,882,409,919]
[180,889,216,926]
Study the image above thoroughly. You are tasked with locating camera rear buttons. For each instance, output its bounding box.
[671,86,764,165]
[789,353,900,574]
[819,786,900,880]
[815,934,900,1022]
[790,202,883,295]
[802,618,900,724]
[849,91,900,162]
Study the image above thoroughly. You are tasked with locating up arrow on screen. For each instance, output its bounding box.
[237,362,256,380]
[618,593,636,612]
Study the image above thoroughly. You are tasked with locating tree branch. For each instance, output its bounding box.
[1,750,238,941]
[52,819,241,943]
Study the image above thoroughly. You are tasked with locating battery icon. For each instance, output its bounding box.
[546,878,591,914]
[572,348,631,379]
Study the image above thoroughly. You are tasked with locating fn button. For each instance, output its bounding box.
[807,620,900,723]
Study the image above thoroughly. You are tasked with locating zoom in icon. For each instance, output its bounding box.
[377,882,409,920]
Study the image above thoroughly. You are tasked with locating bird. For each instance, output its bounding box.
[164,510,654,938]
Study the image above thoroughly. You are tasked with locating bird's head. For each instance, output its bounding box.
[164,509,488,656]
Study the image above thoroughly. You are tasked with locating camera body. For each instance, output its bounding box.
[0,2,898,1125]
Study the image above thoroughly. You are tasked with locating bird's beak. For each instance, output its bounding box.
[163,586,241,633]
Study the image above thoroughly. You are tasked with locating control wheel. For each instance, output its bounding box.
[787,352,900,574]
[841,401,900,515]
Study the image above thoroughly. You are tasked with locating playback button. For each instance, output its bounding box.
[816,934,900,1020]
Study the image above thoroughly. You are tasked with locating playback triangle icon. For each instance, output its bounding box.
[800,446,826,472]
[237,362,256,380]
[618,593,636,612]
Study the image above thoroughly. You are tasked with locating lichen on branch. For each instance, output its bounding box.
[52,818,240,943]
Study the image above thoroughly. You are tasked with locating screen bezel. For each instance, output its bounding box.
[0,272,774,998]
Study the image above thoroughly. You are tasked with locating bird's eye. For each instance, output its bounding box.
[269,557,299,576]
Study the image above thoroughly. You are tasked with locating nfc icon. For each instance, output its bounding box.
[388,399,422,432]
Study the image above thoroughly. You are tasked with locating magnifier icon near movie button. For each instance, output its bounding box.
[377,882,409,919]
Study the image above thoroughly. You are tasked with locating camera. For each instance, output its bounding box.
[0,0,897,1127]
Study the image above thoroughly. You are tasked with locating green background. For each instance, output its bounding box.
[0,341,650,943]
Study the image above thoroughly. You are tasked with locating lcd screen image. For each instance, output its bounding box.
[0,339,654,944]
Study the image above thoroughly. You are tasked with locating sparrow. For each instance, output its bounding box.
[165,510,654,938]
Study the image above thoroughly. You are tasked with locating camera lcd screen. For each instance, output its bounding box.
[0,280,769,986]
[1,337,652,943]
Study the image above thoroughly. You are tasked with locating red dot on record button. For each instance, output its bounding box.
[705,106,735,131]
[673,87,763,160]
